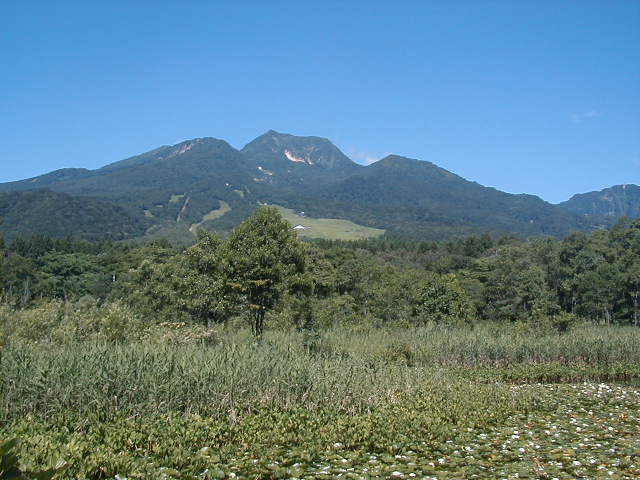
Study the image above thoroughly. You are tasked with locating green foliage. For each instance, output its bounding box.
[0,438,64,480]
[481,244,558,322]
[1,325,639,478]
[0,190,148,242]
[0,299,147,344]
[416,273,476,325]
[223,206,310,336]
[3,203,640,479]
[3,214,640,334]
[128,232,233,326]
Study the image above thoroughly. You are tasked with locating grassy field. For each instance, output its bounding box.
[190,200,232,234]
[2,325,640,479]
[272,205,385,240]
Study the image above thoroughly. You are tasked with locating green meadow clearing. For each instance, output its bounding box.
[272,205,385,241]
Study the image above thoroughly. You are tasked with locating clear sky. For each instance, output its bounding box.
[2,1,638,203]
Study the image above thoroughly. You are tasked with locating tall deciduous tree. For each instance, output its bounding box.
[223,207,310,337]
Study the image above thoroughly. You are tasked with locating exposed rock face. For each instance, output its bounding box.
[242,130,359,171]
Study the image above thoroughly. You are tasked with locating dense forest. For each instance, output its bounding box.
[1,207,638,335]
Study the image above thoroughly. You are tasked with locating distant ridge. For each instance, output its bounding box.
[559,184,640,220]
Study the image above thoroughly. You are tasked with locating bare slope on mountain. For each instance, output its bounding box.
[271,205,385,241]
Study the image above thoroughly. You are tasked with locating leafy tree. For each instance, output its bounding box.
[417,273,475,325]
[127,233,233,326]
[624,260,640,326]
[559,230,623,323]
[223,207,310,337]
[35,252,106,299]
[610,218,640,325]
[0,255,36,304]
[181,231,234,326]
[482,245,557,322]
[366,268,423,326]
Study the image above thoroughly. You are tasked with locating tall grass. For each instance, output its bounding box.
[2,324,639,422]
[318,323,640,365]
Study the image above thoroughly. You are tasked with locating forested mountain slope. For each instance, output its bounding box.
[0,190,148,241]
[302,155,592,238]
[0,131,632,241]
[559,184,640,221]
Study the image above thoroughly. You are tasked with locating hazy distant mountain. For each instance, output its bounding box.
[559,184,640,221]
[0,131,629,241]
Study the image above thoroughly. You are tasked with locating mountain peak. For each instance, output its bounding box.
[372,154,439,169]
[100,137,237,172]
[242,131,358,171]
[165,137,233,156]
[376,154,418,164]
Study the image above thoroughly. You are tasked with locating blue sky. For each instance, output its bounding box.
[1,1,638,203]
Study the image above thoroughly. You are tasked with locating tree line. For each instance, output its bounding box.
[1,209,639,334]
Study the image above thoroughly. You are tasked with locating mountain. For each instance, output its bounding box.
[240,130,361,188]
[0,190,148,241]
[0,138,257,228]
[0,138,249,198]
[273,155,593,239]
[559,184,640,221]
[0,130,628,242]
[0,168,92,192]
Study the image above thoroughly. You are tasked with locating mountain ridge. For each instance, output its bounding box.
[0,131,636,242]
[559,184,640,220]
